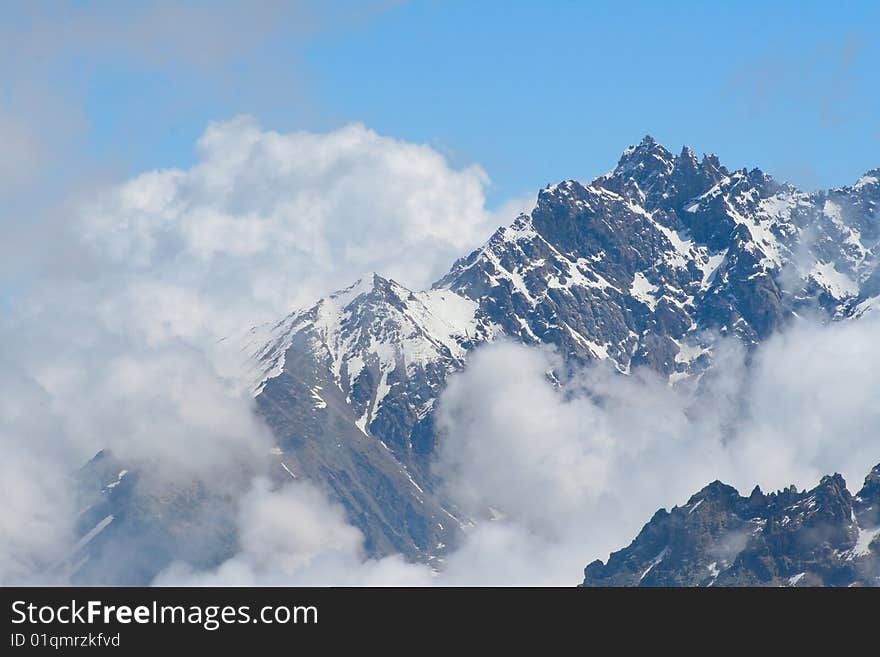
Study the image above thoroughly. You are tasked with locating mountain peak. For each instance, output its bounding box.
[618,134,673,164]
[700,152,723,172]
[687,479,739,505]
[854,170,879,190]
[600,136,675,192]
[676,145,699,167]
[326,276,375,305]
[583,461,880,587]
[325,273,404,303]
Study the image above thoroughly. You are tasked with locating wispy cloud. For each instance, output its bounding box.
[156,313,880,586]
[0,116,501,584]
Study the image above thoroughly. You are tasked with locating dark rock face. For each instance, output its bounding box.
[855,464,880,529]
[581,464,880,587]
[68,451,241,586]
[70,139,880,583]
[254,336,461,560]
[245,139,877,567]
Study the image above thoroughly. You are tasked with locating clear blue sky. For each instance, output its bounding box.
[22,0,880,206]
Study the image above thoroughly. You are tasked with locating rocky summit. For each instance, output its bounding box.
[69,137,880,584]
[581,463,880,587]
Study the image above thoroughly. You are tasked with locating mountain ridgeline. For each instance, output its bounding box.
[582,463,880,587]
[72,137,880,585]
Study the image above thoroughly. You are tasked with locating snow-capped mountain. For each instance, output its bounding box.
[259,137,879,390]
[250,275,496,445]
[71,137,880,583]
[242,137,878,566]
[582,462,880,587]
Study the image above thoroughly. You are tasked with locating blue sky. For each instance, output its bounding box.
[4,0,880,210]
[65,0,879,207]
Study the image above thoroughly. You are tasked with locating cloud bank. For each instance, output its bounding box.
[0,1,401,286]
[429,320,880,584]
[79,115,504,341]
[156,313,880,587]
[0,117,529,585]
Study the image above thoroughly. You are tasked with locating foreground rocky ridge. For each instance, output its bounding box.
[581,463,880,587]
[70,138,880,583]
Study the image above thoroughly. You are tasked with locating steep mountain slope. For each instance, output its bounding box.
[250,275,496,464]
[246,137,878,564]
[248,276,493,559]
[581,463,880,587]
[70,138,880,582]
[66,450,240,586]
[258,137,879,410]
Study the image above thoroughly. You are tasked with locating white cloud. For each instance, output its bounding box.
[155,477,433,587]
[0,117,510,584]
[0,1,400,281]
[425,317,880,584]
[157,314,880,587]
[78,117,502,361]
[736,317,880,488]
[433,344,611,537]
[0,331,274,584]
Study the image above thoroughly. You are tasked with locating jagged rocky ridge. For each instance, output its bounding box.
[581,463,880,587]
[71,137,880,583]
[244,137,879,560]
